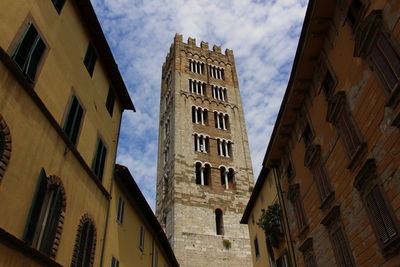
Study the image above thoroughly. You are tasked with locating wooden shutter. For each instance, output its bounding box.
[40,186,63,256]
[64,96,83,145]
[366,185,398,245]
[23,168,47,245]
[313,162,332,201]
[331,227,355,267]
[76,221,95,267]
[371,32,400,93]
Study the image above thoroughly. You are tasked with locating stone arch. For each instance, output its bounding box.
[0,114,12,179]
[71,213,97,267]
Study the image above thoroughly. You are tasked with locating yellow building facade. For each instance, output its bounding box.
[0,0,178,266]
[241,168,294,267]
[103,165,179,267]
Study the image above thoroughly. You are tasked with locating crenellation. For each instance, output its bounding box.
[200,41,209,50]
[213,45,221,53]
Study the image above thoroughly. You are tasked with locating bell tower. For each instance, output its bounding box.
[156,34,254,266]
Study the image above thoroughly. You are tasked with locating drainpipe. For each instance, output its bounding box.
[273,167,297,266]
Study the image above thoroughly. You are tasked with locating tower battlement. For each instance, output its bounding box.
[174,33,234,57]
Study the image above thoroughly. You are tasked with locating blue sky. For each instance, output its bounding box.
[92,0,308,209]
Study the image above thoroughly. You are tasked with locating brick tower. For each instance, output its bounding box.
[156,34,254,267]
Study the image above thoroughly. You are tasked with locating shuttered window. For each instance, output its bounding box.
[51,0,65,13]
[92,139,107,181]
[84,43,97,77]
[336,110,361,157]
[312,161,333,203]
[23,169,64,257]
[330,226,355,267]
[321,69,335,99]
[366,185,399,249]
[293,194,308,234]
[12,23,46,83]
[370,32,400,94]
[64,95,84,145]
[75,221,95,267]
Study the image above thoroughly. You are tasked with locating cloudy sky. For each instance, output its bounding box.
[92,0,308,209]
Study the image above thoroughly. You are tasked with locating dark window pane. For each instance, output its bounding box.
[254,237,260,258]
[75,221,95,267]
[64,96,83,145]
[51,0,65,13]
[40,186,62,255]
[84,43,97,76]
[106,88,116,116]
[12,24,46,83]
[92,139,107,181]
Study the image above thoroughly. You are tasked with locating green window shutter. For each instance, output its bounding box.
[40,186,63,256]
[23,168,47,245]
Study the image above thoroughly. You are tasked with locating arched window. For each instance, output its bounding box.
[195,162,211,186]
[215,209,224,235]
[195,162,202,185]
[228,168,235,187]
[204,164,211,186]
[23,170,66,257]
[224,114,230,130]
[220,167,227,186]
[71,214,96,267]
[0,114,11,179]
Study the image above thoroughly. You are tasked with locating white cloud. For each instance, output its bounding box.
[92,0,307,210]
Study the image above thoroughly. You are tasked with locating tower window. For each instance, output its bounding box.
[189,59,204,74]
[195,162,211,186]
[12,23,46,83]
[189,79,206,95]
[116,197,125,224]
[163,174,169,198]
[24,169,66,257]
[214,112,229,130]
[50,0,66,13]
[194,134,209,153]
[209,65,224,80]
[192,107,208,125]
[217,139,232,157]
[84,43,97,77]
[211,85,227,101]
[92,139,107,181]
[106,87,115,117]
[215,209,224,235]
[220,167,235,189]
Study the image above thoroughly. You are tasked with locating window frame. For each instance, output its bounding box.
[71,214,96,267]
[63,94,85,145]
[116,196,125,224]
[139,225,145,252]
[111,256,119,267]
[83,43,97,77]
[50,0,66,14]
[92,138,107,181]
[0,114,11,179]
[106,87,116,117]
[10,20,48,84]
[354,159,400,256]
[254,235,260,259]
[287,184,308,236]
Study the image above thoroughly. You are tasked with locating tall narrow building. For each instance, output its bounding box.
[156,34,254,266]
